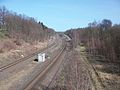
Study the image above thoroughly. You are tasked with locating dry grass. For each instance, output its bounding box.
[48,49,93,90]
[0,38,48,66]
[84,48,120,90]
[0,39,17,52]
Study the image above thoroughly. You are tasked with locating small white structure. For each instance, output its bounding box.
[38,53,45,62]
[64,34,71,41]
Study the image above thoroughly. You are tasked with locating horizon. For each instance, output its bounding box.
[0,0,120,31]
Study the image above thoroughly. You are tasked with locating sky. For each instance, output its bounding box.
[0,0,120,31]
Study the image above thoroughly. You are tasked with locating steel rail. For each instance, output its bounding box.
[24,44,66,90]
[0,42,56,72]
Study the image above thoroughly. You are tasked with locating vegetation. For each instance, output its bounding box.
[65,19,120,63]
[65,19,120,90]
[0,6,55,42]
[66,19,120,62]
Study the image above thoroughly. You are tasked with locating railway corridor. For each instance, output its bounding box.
[29,47,95,90]
[30,48,66,90]
[0,35,96,90]
[0,35,63,90]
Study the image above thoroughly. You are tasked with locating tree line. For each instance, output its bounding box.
[0,6,55,43]
[65,19,120,63]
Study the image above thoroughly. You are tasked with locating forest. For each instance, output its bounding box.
[0,6,55,43]
[65,19,120,63]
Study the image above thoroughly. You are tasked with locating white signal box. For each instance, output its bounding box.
[38,53,45,62]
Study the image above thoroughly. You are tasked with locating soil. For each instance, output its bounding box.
[0,38,54,67]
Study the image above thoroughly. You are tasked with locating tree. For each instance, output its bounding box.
[101,19,112,30]
[0,6,55,42]
[0,6,7,30]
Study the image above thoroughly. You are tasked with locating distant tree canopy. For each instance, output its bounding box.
[65,19,120,63]
[98,19,112,30]
[0,6,55,42]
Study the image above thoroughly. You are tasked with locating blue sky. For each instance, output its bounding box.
[0,0,120,31]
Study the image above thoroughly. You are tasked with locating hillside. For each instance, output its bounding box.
[0,6,55,66]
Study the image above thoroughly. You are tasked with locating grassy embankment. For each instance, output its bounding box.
[79,44,120,90]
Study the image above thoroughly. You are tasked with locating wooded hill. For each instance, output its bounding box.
[0,6,55,43]
[65,19,120,63]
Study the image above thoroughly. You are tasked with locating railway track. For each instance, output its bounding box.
[0,34,69,90]
[81,53,105,90]
[44,51,65,90]
[24,44,66,90]
[0,42,56,72]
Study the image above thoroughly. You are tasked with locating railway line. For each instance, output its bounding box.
[0,42,57,72]
[24,43,66,90]
[0,34,98,90]
[0,34,71,90]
